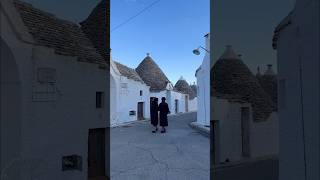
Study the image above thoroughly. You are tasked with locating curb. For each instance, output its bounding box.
[189,122,210,137]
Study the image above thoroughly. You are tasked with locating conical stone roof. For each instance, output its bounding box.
[80,0,109,62]
[257,65,278,109]
[211,46,275,121]
[136,54,171,91]
[174,77,196,99]
[114,61,144,83]
[190,84,197,97]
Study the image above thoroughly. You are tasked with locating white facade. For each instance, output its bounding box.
[150,89,189,115]
[211,97,278,164]
[0,0,108,179]
[188,97,197,112]
[110,60,150,126]
[275,0,319,179]
[196,34,211,126]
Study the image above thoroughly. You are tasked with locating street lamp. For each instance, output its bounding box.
[193,46,210,55]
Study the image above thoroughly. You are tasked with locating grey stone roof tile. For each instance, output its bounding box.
[114,61,145,83]
[14,0,106,65]
[136,55,171,91]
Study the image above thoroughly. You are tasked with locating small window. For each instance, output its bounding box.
[129,111,136,116]
[140,90,143,96]
[121,83,128,89]
[96,92,104,108]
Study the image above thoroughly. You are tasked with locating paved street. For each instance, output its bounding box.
[110,112,210,180]
[212,156,279,180]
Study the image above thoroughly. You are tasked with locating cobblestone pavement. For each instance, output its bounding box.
[111,112,210,180]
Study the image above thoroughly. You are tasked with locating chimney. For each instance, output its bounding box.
[264,64,275,75]
[220,45,239,60]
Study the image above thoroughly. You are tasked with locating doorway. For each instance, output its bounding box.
[211,120,220,165]
[175,99,179,114]
[137,102,144,120]
[185,95,189,112]
[241,107,250,157]
[88,128,106,179]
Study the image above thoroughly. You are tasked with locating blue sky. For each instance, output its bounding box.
[22,0,295,82]
[212,0,296,74]
[111,0,210,85]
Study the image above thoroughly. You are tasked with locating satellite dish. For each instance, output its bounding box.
[193,48,200,55]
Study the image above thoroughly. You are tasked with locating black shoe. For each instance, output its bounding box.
[161,128,166,133]
[152,127,158,133]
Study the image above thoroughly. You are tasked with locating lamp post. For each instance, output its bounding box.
[192,45,210,126]
[193,46,210,55]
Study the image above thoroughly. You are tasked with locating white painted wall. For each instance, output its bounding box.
[196,34,210,126]
[1,2,108,179]
[277,0,319,179]
[110,60,150,126]
[150,90,188,115]
[211,97,278,164]
[188,97,197,112]
[250,112,278,158]
[169,91,188,114]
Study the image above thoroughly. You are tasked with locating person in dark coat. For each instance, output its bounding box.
[150,98,159,133]
[158,97,170,133]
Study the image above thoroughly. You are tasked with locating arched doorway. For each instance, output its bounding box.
[110,75,117,125]
[0,38,22,178]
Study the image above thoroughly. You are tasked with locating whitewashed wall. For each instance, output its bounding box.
[211,98,245,162]
[211,97,278,163]
[0,2,108,179]
[277,0,319,179]
[196,34,210,126]
[250,112,278,158]
[188,97,197,112]
[150,90,188,115]
[169,91,188,114]
[117,77,150,124]
[110,61,150,126]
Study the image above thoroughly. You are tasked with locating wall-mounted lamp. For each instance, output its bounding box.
[193,46,210,55]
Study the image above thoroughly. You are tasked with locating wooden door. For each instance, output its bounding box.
[185,95,188,112]
[211,120,220,165]
[137,102,144,120]
[88,128,106,179]
[241,107,250,157]
[175,99,178,114]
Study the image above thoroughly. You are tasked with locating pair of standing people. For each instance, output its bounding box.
[150,97,170,133]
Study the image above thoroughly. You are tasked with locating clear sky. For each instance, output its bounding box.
[213,0,296,74]
[111,0,210,85]
[22,0,100,23]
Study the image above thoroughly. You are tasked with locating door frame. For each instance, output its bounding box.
[88,128,106,179]
[137,102,144,120]
[175,99,179,114]
[241,107,251,157]
[185,95,189,112]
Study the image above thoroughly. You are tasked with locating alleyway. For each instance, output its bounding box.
[110,112,210,180]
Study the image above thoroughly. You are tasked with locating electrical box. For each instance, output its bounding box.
[62,155,82,171]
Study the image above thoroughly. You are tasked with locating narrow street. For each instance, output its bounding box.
[111,112,210,180]
[212,156,279,180]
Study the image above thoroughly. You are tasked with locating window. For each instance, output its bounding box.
[129,111,136,116]
[140,90,143,96]
[120,83,128,89]
[96,92,104,108]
